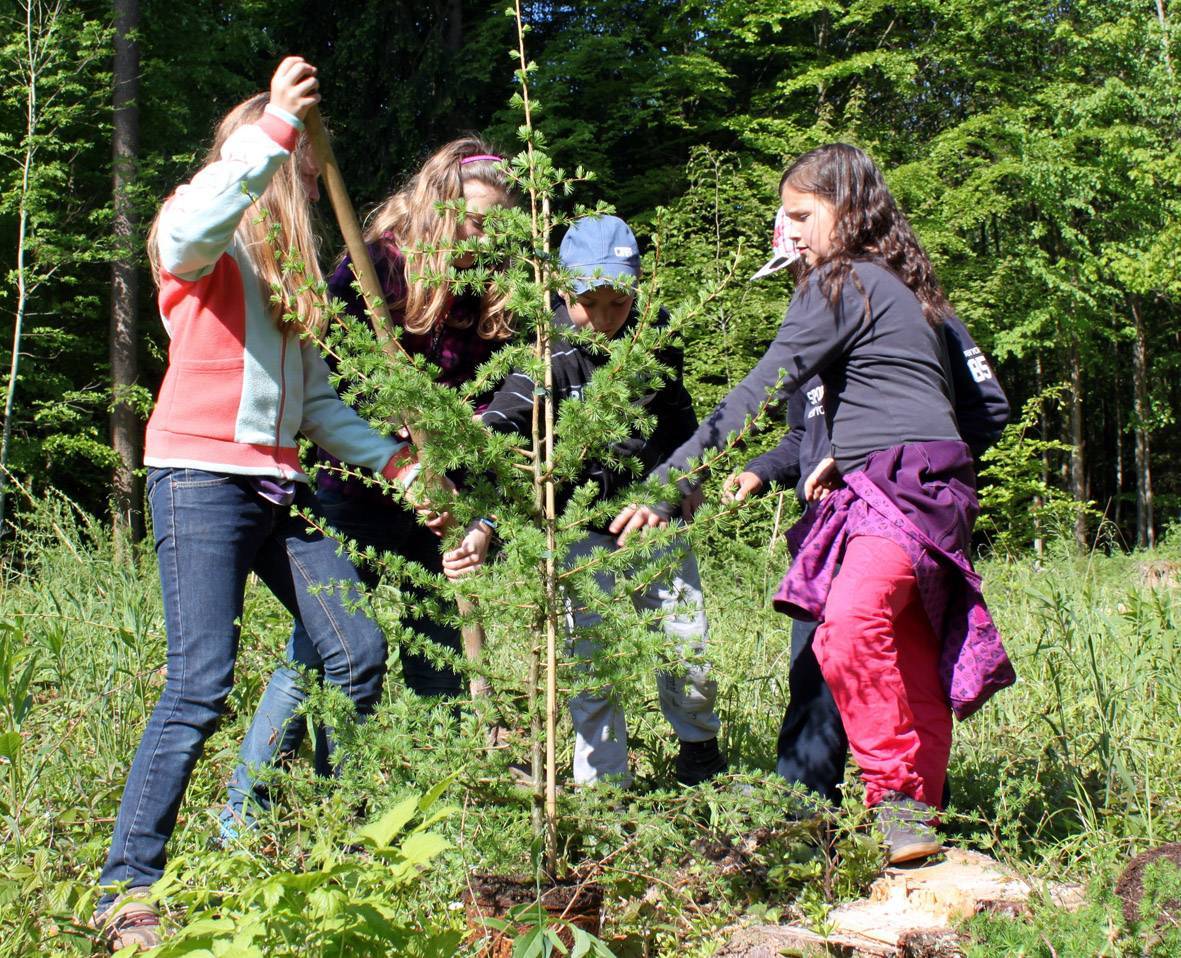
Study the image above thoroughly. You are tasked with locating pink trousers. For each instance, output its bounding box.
[812,535,952,808]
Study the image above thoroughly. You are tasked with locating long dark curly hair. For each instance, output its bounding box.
[780,143,951,327]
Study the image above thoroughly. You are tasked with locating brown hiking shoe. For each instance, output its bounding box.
[874,791,943,865]
[92,889,162,952]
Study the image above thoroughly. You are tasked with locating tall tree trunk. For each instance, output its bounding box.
[445,0,463,53]
[1157,0,1175,78]
[1069,340,1087,551]
[111,0,142,549]
[1130,295,1155,548]
[815,8,832,126]
[1034,352,1047,559]
[1112,361,1123,531]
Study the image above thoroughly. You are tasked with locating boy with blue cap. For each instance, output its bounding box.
[477,215,726,787]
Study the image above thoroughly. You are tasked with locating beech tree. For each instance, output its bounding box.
[110,0,141,547]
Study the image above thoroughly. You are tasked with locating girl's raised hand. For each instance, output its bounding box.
[270,56,320,120]
[722,471,764,504]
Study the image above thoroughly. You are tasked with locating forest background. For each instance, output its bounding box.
[1,0,1179,554]
[0,3,1179,955]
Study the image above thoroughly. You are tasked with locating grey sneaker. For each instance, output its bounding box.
[874,791,942,865]
[92,889,162,952]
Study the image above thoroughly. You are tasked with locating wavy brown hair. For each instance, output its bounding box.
[781,143,951,327]
[364,136,513,340]
[148,93,326,335]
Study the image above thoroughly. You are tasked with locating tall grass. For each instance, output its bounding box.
[0,492,1177,954]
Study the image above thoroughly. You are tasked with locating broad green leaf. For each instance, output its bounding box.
[399,831,450,866]
[0,731,21,760]
[417,770,461,813]
[355,795,418,849]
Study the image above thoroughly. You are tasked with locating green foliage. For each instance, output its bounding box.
[0,1,116,508]
[963,898,1125,958]
[0,491,1176,954]
[1133,858,1181,955]
[3,0,1181,953]
[654,148,784,419]
[2,495,1179,954]
[145,791,461,957]
[2,0,1178,540]
[977,387,1096,555]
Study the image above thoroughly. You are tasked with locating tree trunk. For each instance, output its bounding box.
[1068,341,1087,551]
[445,0,463,53]
[111,0,142,548]
[815,9,833,126]
[1112,361,1123,531]
[513,0,558,874]
[1157,0,1174,78]
[1034,352,1047,559]
[1,1,44,539]
[1130,295,1155,548]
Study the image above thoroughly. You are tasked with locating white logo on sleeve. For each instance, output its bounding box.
[963,347,993,383]
[805,384,826,418]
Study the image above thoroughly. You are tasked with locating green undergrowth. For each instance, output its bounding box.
[0,490,1178,956]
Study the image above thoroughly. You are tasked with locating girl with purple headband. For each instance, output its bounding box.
[220,137,515,836]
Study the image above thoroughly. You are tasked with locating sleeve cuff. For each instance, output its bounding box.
[380,444,420,490]
[259,104,303,152]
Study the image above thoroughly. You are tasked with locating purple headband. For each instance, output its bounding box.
[461,154,503,166]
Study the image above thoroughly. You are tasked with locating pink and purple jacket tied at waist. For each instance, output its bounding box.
[774,440,1016,720]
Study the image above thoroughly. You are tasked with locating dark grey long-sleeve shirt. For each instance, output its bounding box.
[745,314,1011,500]
[653,260,962,482]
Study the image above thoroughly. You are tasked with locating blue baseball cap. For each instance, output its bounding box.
[559,215,641,295]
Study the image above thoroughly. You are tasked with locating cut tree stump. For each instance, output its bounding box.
[719,848,1085,957]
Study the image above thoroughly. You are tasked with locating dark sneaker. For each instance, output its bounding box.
[92,889,162,952]
[874,791,942,865]
[675,738,728,786]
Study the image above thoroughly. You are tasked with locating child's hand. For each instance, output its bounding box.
[722,471,764,504]
[406,474,458,537]
[804,457,840,502]
[442,522,493,580]
[270,56,320,120]
[609,504,669,546]
[424,510,454,536]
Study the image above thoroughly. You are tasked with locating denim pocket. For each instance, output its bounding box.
[170,468,235,489]
[145,467,168,496]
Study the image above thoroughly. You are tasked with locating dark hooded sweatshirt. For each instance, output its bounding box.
[480,303,696,515]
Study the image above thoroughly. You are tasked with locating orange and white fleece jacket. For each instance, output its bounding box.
[143,104,418,488]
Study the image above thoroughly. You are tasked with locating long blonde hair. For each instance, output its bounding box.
[365,136,513,340]
[148,93,325,336]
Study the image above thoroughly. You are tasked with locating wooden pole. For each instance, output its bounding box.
[303,106,491,702]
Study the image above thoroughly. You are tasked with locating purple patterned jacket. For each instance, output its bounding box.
[773,440,1016,720]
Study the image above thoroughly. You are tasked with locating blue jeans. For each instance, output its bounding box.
[99,469,387,901]
[222,489,463,827]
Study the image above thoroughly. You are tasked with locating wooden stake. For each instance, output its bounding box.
[303,106,490,702]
